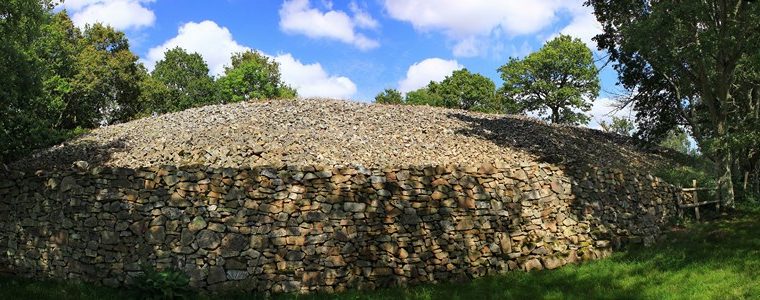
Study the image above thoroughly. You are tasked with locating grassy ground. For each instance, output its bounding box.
[2,209,759,300]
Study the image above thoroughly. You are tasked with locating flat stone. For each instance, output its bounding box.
[343,202,366,212]
[188,216,207,232]
[197,230,221,249]
[207,266,226,284]
[145,226,165,244]
[221,233,248,253]
[208,223,226,232]
[226,270,248,281]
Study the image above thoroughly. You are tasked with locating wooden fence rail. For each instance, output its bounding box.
[678,179,721,221]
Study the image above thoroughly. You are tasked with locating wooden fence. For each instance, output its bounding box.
[678,180,721,221]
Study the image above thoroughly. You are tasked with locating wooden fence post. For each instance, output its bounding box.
[693,180,700,221]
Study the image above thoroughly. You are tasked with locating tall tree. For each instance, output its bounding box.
[0,0,55,161]
[374,88,403,104]
[72,23,142,127]
[586,0,760,205]
[150,47,217,113]
[216,50,296,102]
[434,69,499,112]
[498,34,600,125]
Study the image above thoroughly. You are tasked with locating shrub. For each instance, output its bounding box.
[132,265,191,300]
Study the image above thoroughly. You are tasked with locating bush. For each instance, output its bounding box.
[132,265,191,300]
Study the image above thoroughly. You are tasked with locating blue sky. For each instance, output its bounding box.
[58,0,632,128]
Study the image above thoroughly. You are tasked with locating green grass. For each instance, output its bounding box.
[2,210,759,300]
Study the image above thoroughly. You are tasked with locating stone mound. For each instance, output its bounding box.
[11,98,668,171]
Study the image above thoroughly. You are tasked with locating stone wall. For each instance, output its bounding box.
[0,162,680,293]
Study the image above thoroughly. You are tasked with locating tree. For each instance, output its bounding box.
[498,34,600,125]
[659,128,695,156]
[435,69,499,112]
[150,47,217,113]
[374,88,403,104]
[0,0,56,161]
[71,23,142,126]
[33,11,82,128]
[405,85,443,107]
[217,50,296,102]
[586,0,760,206]
[599,116,635,136]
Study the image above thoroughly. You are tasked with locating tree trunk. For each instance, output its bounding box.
[551,107,559,124]
[718,150,736,208]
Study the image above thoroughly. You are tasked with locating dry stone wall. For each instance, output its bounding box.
[0,162,680,293]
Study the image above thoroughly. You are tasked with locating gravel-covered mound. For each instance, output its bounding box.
[11,98,669,171]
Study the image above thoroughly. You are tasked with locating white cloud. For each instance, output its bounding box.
[144,21,248,76]
[349,2,379,29]
[398,58,462,93]
[60,0,156,30]
[279,0,379,50]
[452,37,481,57]
[552,4,602,50]
[383,0,558,37]
[587,97,635,130]
[143,20,357,98]
[275,54,357,98]
[383,0,599,57]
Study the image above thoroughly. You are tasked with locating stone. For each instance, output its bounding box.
[60,176,78,192]
[221,233,248,253]
[163,175,180,186]
[197,230,221,249]
[542,256,564,270]
[208,223,226,232]
[72,160,90,172]
[550,181,565,194]
[398,248,409,259]
[226,270,248,281]
[286,251,305,261]
[101,231,118,245]
[343,202,366,212]
[523,258,543,271]
[189,216,207,232]
[146,226,166,244]
[207,266,226,284]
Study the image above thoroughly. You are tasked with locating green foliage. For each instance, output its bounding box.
[659,128,696,156]
[374,88,403,104]
[498,34,600,125]
[1,6,144,163]
[76,23,143,126]
[132,265,191,300]
[434,69,499,112]
[599,116,634,136]
[33,13,143,128]
[404,85,443,107]
[403,69,501,113]
[655,160,717,190]
[0,0,56,161]
[587,0,760,205]
[149,47,217,113]
[217,50,296,102]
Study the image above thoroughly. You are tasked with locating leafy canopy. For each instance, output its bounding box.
[435,69,499,112]
[498,34,599,125]
[586,0,760,204]
[150,47,217,113]
[217,50,296,102]
[374,88,403,105]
